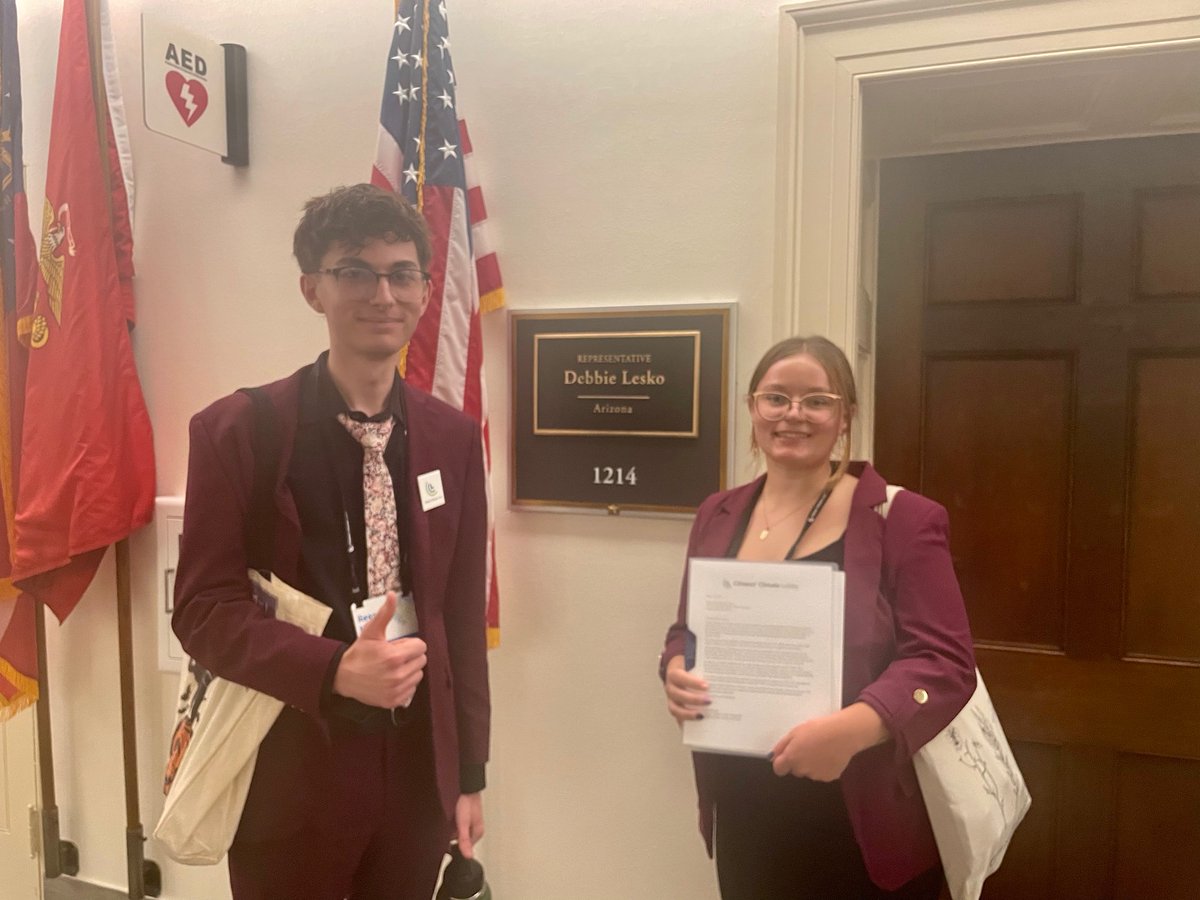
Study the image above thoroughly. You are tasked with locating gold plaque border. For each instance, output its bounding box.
[532,329,701,438]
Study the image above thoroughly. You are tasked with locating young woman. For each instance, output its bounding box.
[662,336,975,898]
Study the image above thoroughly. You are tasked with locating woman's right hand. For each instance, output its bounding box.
[664,654,710,724]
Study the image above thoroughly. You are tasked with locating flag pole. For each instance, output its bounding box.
[83,1,159,895]
[34,601,80,879]
[115,537,159,898]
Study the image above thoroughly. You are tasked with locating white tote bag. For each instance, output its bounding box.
[154,571,331,865]
[913,670,1031,900]
[880,486,1031,900]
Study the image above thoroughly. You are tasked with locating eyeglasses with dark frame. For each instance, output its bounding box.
[313,265,431,299]
[750,391,843,423]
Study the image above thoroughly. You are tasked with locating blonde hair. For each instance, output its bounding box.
[747,335,858,485]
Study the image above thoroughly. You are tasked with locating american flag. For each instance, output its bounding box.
[372,0,503,647]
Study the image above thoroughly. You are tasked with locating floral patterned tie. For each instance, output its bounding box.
[337,414,401,596]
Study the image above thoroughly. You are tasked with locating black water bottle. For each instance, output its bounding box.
[435,842,492,900]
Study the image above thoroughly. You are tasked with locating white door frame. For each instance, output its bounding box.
[773,0,1200,455]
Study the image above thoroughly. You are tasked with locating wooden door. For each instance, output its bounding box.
[875,133,1200,900]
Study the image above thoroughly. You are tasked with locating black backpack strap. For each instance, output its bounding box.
[237,387,281,574]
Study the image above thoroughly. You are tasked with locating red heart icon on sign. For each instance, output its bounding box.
[165,70,208,127]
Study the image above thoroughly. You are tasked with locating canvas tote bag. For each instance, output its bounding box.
[154,387,330,864]
[879,485,1031,900]
[154,572,330,864]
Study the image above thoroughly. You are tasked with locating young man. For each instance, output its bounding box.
[173,184,490,899]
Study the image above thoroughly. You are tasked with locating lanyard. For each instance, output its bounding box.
[783,486,833,560]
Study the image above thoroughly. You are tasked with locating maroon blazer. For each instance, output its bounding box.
[172,363,490,839]
[663,461,976,890]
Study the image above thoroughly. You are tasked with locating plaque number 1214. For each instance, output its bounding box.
[593,466,637,485]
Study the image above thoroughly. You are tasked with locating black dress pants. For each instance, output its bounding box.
[712,756,943,900]
[228,701,449,900]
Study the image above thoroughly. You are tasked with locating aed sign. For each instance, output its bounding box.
[141,15,227,156]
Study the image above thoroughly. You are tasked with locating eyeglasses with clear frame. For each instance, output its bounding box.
[750,391,843,423]
[313,265,431,300]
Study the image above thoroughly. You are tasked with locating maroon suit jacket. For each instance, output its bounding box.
[663,461,976,890]
[172,362,490,840]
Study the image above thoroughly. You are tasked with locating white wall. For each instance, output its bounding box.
[18,1,786,896]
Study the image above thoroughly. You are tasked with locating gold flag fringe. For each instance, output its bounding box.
[0,658,38,723]
[480,287,505,316]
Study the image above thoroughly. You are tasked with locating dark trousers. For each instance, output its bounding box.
[713,757,943,900]
[228,714,448,900]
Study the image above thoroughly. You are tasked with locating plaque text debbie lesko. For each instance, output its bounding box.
[533,331,700,437]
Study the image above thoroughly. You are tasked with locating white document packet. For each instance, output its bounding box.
[683,558,845,757]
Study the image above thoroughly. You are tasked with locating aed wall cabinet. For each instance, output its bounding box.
[510,305,733,515]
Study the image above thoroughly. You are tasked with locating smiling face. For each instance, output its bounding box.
[300,236,431,365]
[748,352,850,473]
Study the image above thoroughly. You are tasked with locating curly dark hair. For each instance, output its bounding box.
[292,183,432,273]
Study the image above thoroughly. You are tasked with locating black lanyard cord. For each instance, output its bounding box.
[784,485,834,561]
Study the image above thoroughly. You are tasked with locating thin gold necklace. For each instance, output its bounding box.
[758,488,825,540]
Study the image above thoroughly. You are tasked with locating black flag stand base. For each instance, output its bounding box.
[40,808,80,879]
[115,539,161,900]
[34,601,81,880]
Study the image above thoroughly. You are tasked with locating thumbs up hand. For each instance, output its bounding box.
[332,591,427,709]
[359,590,398,641]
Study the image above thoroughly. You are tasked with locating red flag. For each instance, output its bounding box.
[0,0,41,719]
[373,1,504,647]
[11,0,154,623]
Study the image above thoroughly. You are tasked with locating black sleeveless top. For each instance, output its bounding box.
[725,480,846,568]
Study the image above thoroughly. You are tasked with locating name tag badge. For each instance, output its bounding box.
[351,591,419,641]
[417,469,446,511]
